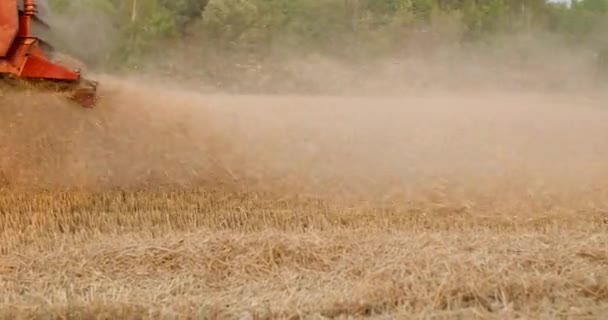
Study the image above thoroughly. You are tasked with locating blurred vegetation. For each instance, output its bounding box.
[47,0,608,90]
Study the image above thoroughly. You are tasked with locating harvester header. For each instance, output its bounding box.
[0,0,98,107]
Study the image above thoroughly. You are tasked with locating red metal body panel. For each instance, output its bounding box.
[21,46,80,80]
[0,1,19,57]
[0,37,80,80]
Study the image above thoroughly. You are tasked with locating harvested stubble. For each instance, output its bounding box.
[1,79,608,319]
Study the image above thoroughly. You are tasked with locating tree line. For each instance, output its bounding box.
[47,0,608,90]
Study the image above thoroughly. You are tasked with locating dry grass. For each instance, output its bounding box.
[1,77,608,319]
[1,227,608,319]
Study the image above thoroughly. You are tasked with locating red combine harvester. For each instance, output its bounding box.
[0,0,98,107]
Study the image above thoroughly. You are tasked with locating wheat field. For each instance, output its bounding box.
[1,77,608,319]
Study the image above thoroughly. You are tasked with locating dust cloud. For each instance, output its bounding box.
[1,67,607,202]
[3,7,608,198]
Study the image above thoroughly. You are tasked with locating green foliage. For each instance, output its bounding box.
[554,0,608,39]
[48,0,207,66]
[47,0,70,12]
[46,0,608,76]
